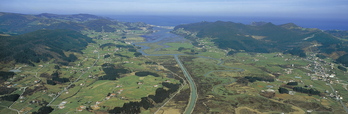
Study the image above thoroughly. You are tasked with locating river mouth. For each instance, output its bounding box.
[134,27,189,56]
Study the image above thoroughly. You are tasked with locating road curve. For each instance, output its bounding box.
[174,55,198,114]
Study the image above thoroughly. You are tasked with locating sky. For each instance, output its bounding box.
[1,0,348,19]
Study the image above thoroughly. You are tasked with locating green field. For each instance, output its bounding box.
[0,30,183,113]
[181,48,348,113]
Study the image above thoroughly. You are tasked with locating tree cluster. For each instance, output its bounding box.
[293,87,320,95]
[286,82,298,86]
[46,71,70,85]
[135,71,159,77]
[0,94,20,101]
[108,82,179,113]
[244,76,275,82]
[98,63,130,80]
[278,87,289,94]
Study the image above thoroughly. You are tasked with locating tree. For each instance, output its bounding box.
[134,52,142,57]
[278,87,289,94]
[286,82,298,86]
[0,94,20,101]
[338,66,347,71]
[178,47,185,51]
[32,106,54,114]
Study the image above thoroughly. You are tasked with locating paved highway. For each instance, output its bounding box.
[174,55,198,114]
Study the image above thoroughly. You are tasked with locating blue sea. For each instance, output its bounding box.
[107,15,348,30]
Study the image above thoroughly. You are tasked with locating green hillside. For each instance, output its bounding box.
[173,21,348,65]
[0,29,94,66]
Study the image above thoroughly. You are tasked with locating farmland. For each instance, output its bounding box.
[1,25,348,113]
[0,28,183,113]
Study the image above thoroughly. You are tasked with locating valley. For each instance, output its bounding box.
[1,13,348,114]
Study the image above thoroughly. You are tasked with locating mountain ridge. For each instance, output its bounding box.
[0,12,151,34]
[173,21,348,66]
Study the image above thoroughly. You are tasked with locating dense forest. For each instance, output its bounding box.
[0,29,94,66]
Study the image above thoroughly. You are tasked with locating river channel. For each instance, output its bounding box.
[133,27,244,114]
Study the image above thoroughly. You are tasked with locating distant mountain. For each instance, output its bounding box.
[173,21,348,66]
[325,30,348,39]
[0,29,94,66]
[0,12,151,34]
[35,13,106,22]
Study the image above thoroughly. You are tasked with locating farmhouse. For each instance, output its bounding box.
[105,96,111,100]
[110,93,116,97]
[80,105,86,109]
[76,108,83,111]
[58,105,65,109]
[34,80,40,83]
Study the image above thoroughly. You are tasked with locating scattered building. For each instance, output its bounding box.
[59,101,67,106]
[91,105,100,110]
[77,108,83,111]
[288,91,296,95]
[80,105,86,109]
[58,105,65,109]
[34,80,41,83]
[266,89,275,93]
[110,93,116,97]
[266,85,274,88]
[105,96,111,100]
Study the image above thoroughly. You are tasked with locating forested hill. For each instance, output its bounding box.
[0,29,94,66]
[0,12,154,66]
[172,21,348,66]
[0,12,151,34]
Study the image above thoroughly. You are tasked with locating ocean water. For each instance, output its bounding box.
[107,15,348,30]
